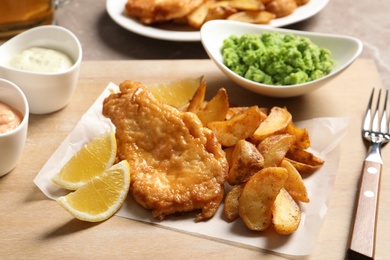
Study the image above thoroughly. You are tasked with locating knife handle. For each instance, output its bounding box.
[347,160,381,260]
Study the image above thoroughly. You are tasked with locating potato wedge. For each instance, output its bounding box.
[266,0,297,18]
[205,4,237,22]
[252,106,292,142]
[272,188,301,235]
[197,88,229,126]
[228,0,265,11]
[226,106,268,120]
[186,2,209,29]
[227,10,275,24]
[208,106,264,147]
[281,159,309,203]
[238,167,287,231]
[226,106,248,120]
[285,146,324,174]
[285,121,310,149]
[228,140,264,185]
[224,184,245,222]
[285,158,323,175]
[257,133,296,167]
[187,81,207,113]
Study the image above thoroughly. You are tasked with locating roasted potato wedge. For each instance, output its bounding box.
[285,121,310,149]
[285,158,323,175]
[285,145,324,174]
[238,167,288,231]
[266,0,297,18]
[227,10,275,24]
[272,188,301,235]
[228,140,264,185]
[186,2,208,29]
[228,0,265,11]
[187,81,207,113]
[197,88,229,126]
[281,159,309,203]
[205,4,237,22]
[224,184,245,222]
[252,106,292,142]
[208,106,264,147]
[226,106,268,120]
[257,133,296,167]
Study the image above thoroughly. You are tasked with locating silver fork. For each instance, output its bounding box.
[348,88,389,259]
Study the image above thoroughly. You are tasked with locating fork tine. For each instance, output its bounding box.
[372,89,381,132]
[363,88,375,131]
[380,90,389,134]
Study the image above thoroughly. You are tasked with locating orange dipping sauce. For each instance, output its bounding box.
[0,101,23,134]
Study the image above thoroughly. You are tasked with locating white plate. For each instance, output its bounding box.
[106,0,329,42]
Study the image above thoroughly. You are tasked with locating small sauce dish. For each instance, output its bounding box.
[200,20,363,98]
[0,79,29,177]
[0,25,82,114]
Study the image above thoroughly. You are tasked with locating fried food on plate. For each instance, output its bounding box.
[124,0,310,29]
[102,81,228,222]
[125,0,205,24]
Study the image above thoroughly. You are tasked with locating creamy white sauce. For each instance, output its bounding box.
[8,47,74,73]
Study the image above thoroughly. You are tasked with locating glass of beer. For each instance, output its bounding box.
[0,0,55,39]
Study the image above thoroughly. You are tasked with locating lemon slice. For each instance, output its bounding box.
[146,77,203,107]
[56,160,130,222]
[51,131,117,190]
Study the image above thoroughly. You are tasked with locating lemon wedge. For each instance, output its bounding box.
[56,160,130,222]
[146,77,203,107]
[51,131,117,190]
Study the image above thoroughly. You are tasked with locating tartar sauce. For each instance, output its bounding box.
[0,102,23,134]
[8,47,74,73]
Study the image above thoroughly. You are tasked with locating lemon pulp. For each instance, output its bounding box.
[51,131,117,190]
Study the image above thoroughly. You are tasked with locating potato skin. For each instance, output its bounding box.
[238,167,287,231]
[224,184,245,222]
[227,140,264,185]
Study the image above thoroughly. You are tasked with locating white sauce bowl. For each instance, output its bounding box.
[0,25,82,114]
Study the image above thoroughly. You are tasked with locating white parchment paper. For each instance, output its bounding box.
[34,82,349,256]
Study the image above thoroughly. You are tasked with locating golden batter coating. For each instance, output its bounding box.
[125,0,205,24]
[102,81,228,221]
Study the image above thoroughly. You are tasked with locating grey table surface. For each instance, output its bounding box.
[54,0,390,89]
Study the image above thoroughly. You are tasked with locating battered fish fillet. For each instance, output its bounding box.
[102,81,228,221]
[125,0,205,24]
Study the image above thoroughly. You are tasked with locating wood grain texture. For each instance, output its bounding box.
[0,59,389,260]
[348,160,382,260]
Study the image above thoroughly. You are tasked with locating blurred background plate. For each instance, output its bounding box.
[106,0,329,42]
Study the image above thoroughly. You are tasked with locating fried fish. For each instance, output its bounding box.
[125,0,205,24]
[102,81,228,221]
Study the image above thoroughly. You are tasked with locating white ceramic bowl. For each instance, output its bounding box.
[200,20,363,98]
[0,79,29,177]
[0,25,82,114]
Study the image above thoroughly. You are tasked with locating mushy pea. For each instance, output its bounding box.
[221,32,334,85]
